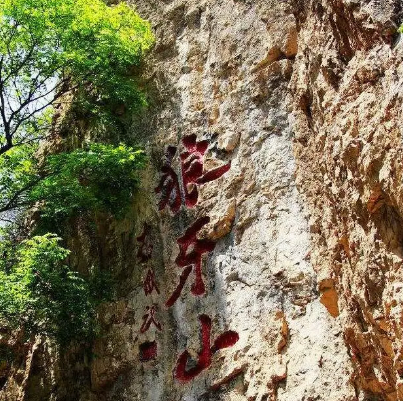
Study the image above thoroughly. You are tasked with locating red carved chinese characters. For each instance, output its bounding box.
[154,135,237,380]
[165,217,215,307]
[139,341,158,362]
[140,305,162,333]
[181,134,230,208]
[143,268,160,296]
[155,146,182,213]
[137,223,163,362]
[137,224,153,263]
[156,136,230,213]
[175,315,239,382]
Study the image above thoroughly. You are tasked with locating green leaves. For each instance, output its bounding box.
[0,143,145,344]
[0,142,145,224]
[0,0,154,152]
[0,0,153,347]
[30,143,146,223]
[0,234,97,345]
[0,144,40,213]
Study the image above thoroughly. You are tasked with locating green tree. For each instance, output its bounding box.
[0,144,39,214]
[0,0,153,346]
[31,143,146,223]
[0,143,145,343]
[0,143,146,224]
[0,0,153,154]
[0,234,99,344]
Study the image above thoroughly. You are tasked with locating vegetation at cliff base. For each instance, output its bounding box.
[0,234,99,345]
[0,0,153,346]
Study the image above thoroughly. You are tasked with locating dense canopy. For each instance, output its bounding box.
[0,0,153,154]
[0,0,153,345]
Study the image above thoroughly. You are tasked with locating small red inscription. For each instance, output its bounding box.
[175,315,239,382]
[140,305,162,333]
[155,146,182,213]
[139,341,158,362]
[137,224,153,263]
[166,217,215,307]
[143,269,160,296]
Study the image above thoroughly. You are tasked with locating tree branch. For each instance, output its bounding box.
[0,178,41,214]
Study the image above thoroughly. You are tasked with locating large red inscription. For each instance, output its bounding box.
[165,217,216,307]
[156,135,230,213]
[147,134,238,381]
[175,315,239,382]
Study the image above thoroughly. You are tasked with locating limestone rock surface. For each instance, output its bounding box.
[1,1,403,401]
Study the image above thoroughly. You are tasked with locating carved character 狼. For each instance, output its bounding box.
[156,136,231,213]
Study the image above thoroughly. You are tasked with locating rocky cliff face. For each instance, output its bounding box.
[292,1,403,400]
[1,1,403,400]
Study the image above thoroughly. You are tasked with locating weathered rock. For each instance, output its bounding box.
[291,1,403,399]
[83,0,355,400]
[3,1,403,400]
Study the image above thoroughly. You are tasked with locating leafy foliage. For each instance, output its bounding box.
[0,0,154,154]
[31,143,146,223]
[0,234,99,344]
[0,143,146,224]
[0,0,153,347]
[0,144,39,214]
[0,143,145,345]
